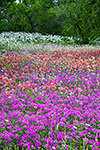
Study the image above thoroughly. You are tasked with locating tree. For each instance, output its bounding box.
[20,0,55,33]
[5,0,55,33]
[0,0,64,34]
[48,0,100,44]
[0,0,17,32]
[0,0,16,20]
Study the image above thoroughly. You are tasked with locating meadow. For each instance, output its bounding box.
[0,32,100,150]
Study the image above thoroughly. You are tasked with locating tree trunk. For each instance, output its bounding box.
[22,24,26,31]
[75,23,89,44]
[28,16,36,33]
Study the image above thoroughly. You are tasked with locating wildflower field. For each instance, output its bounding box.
[0,32,100,150]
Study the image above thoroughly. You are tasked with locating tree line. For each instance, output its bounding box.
[0,0,100,44]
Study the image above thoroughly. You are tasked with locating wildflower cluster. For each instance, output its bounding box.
[0,32,100,52]
[0,48,100,150]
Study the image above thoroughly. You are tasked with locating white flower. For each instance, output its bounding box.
[52,147,56,149]
[5,119,9,122]
[74,126,77,129]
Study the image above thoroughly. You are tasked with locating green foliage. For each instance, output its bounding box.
[0,19,12,32]
[0,0,15,7]
[49,0,100,44]
[0,0,99,45]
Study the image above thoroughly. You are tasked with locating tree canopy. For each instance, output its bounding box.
[0,0,100,44]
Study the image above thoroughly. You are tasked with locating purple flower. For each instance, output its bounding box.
[35,141,41,147]
[60,122,65,127]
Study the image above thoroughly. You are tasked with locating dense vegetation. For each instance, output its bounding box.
[0,32,100,54]
[0,32,100,150]
[0,0,100,149]
[0,0,100,44]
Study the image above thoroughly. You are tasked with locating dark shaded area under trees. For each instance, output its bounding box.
[0,0,100,44]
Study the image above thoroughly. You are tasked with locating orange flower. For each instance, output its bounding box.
[21,68,23,71]
[64,86,69,90]
[5,92,9,97]
[33,106,37,109]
